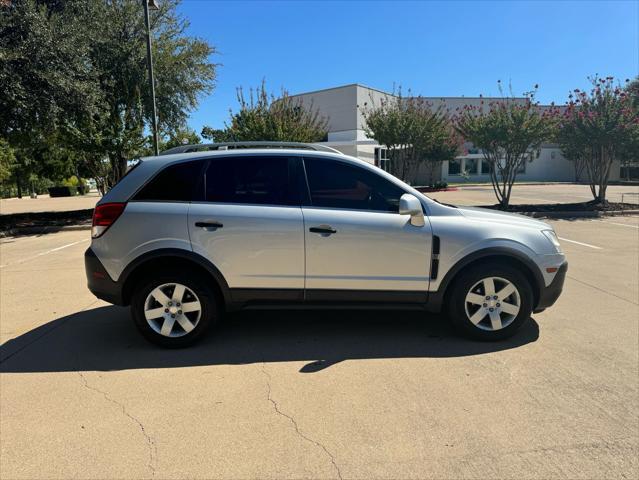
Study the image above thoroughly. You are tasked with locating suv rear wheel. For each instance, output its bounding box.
[131,272,219,347]
[447,264,533,341]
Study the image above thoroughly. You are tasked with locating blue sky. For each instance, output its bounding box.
[177,0,639,134]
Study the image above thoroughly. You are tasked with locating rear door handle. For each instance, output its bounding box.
[195,221,223,229]
[309,225,336,235]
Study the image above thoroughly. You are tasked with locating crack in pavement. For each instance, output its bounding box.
[77,371,157,477]
[260,363,343,480]
[567,275,639,305]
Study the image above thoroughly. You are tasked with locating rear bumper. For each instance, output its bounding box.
[535,261,568,312]
[85,247,125,305]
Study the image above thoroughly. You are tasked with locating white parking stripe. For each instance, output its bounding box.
[557,237,602,250]
[0,239,89,268]
[601,221,639,230]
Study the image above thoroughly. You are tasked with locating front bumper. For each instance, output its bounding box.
[85,247,125,305]
[534,261,568,312]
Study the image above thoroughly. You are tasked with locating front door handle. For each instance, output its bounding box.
[309,225,336,235]
[195,221,223,229]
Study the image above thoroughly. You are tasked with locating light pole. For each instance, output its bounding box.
[143,0,160,156]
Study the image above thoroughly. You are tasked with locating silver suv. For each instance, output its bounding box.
[85,142,567,347]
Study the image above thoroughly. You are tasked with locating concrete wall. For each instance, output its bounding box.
[356,86,395,131]
[291,84,395,143]
[424,96,529,115]
[289,85,358,141]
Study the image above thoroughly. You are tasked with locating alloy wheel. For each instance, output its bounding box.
[464,276,521,331]
[143,282,202,338]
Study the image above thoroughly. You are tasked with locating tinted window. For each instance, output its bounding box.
[204,156,295,206]
[134,160,203,202]
[304,157,404,212]
[448,159,461,175]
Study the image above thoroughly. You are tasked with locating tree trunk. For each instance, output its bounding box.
[16,174,22,199]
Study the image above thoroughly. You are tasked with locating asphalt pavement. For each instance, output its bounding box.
[0,216,637,479]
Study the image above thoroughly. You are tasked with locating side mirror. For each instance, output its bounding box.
[399,193,425,227]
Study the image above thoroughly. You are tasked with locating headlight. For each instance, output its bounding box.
[542,230,562,253]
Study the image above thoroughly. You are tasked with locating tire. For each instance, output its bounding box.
[131,271,220,348]
[447,264,533,341]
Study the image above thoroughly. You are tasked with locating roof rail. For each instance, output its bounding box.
[160,141,344,156]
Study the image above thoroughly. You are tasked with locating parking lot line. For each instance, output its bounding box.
[0,239,89,268]
[601,221,639,230]
[557,237,602,250]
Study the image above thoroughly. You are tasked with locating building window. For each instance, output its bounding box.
[449,158,480,176]
[375,148,391,172]
[464,158,478,175]
[448,159,461,175]
[481,159,491,174]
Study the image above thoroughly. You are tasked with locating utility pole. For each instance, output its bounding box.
[143,0,160,156]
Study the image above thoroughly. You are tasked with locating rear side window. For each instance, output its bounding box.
[304,157,404,212]
[133,160,203,202]
[204,156,296,206]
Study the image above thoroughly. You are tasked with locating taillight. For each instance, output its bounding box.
[92,202,126,238]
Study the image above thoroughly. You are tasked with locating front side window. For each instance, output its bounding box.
[134,160,204,202]
[304,157,404,212]
[204,156,295,206]
[448,159,461,175]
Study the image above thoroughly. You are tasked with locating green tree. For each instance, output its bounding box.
[163,127,201,150]
[626,77,639,108]
[421,123,461,186]
[555,77,639,202]
[204,81,328,143]
[362,90,460,183]
[455,85,554,208]
[141,126,201,155]
[0,1,100,143]
[1,0,218,191]
[0,138,16,185]
[201,126,234,143]
[0,0,101,194]
[71,0,217,186]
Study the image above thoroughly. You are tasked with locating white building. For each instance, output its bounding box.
[290,84,620,185]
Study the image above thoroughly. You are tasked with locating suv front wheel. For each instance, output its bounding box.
[447,264,533,341]
[131,272,219,347]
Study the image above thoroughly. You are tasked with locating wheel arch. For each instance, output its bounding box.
[120,248,231,307]
[427,248,544,313]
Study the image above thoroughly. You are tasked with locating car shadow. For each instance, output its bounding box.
[0,306,539,374]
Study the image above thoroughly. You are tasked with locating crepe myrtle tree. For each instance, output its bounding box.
[361,90,460,183]
[555,76,639,203]
[203,81,329,143]
[455,84,555,208]
[421,121,462,186]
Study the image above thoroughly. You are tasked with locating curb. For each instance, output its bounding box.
[516,209,639,219]
[416,187,459,193]
[449,182,576,188]
[0,223,91,238]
